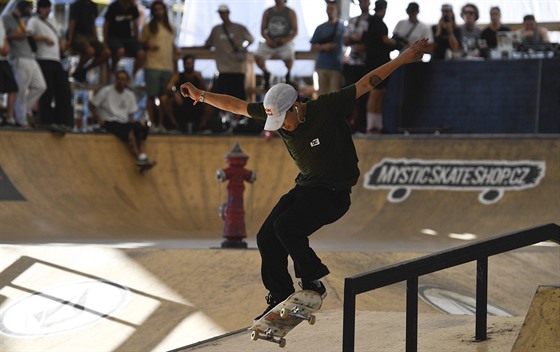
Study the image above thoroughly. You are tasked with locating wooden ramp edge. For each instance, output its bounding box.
[511,285,560,352]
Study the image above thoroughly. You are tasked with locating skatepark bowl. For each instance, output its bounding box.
[0,130,559,352]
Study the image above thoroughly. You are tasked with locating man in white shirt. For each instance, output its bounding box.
[89,70,155,170]
[0,17,18,126]
[2,0,46,127]
[392,2,433,53]
[27,0,72,129]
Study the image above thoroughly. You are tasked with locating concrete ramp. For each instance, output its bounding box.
[511,285,560,352]
[0,246,557,352]
[173,311,525,352]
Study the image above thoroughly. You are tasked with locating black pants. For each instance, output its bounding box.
[37,60,73,126]
[211,73,246,100]
[256,185,351,300]
[104,121,149,150]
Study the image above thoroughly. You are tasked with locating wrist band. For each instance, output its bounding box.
[192,90,205,106]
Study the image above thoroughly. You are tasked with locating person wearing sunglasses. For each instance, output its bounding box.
[459,3,481,54]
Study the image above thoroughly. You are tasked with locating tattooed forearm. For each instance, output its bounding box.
[369,75,382,88]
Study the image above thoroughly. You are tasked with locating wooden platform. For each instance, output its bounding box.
[511,285,560,352]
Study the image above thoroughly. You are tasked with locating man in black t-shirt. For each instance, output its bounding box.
[180,39,430,323]
[104,0,144,76]
[362,0,397,133]
[67,0,111,83]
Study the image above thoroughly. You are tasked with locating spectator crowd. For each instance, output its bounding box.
[0,0,555,136]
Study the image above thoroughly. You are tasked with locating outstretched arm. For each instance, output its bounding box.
[180,82,249,116]
[355,38,429,99]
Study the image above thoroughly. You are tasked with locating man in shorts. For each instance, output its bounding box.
[197,4,254,132]
[67,0,111,83]
[104,0,145,78]
[363,0,397,133]
[140,0,178,132]
[254,0,297,90]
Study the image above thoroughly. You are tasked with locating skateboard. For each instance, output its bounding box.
[137,160,157,174]
[249,290,322,348]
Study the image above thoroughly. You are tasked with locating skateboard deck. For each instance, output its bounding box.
[249,290,322,348]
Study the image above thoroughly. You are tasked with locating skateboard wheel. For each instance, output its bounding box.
[308,314,316,325]
[251,331,259,341]
[280,308,289,319]
[279,337,286,348]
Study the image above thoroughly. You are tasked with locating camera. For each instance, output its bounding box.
[443,15,450,23]
[391,34,408,51]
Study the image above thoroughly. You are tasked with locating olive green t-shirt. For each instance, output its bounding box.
[247,85,360,190]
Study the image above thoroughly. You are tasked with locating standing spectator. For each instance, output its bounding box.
[254,0,298,90]
[140,0,179,133]
[392,2,433,53]
[519,15,550,44]
[310,0,345,95]
[480,6,510,49]
[459,3,481,53]
[27,0,73,130]
[0,15,18,126]
[2,0,46,128]
[431,4,462,60]
[67,0,111,83]
[104,0,145,78]
[363,0,396,134]
[343,0,370,133]
[171,54,207,133]
[89,70,155,169]
[197,4,254,132]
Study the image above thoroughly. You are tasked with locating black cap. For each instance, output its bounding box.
[374,0,387,11]
[406,2,419,13]
[16,0,32,11]
[37,0,52,8]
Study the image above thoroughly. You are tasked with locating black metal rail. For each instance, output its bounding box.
[342,223,560,352]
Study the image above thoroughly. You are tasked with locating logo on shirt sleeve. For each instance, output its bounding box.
[310,138,320,147]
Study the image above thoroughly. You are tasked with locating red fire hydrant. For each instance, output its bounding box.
[217,143,256,248]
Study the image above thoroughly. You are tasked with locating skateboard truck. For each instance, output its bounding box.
[280,306,316,325]
[251,329,287,348]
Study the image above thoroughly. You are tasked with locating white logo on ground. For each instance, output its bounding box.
[419,285,512,316]
[364,158,546,204]
[0,280,130,337]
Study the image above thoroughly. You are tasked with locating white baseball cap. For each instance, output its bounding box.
[263,83,298,131]
[217,4,229,12]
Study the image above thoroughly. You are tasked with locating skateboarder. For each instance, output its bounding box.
[180,38,430,321]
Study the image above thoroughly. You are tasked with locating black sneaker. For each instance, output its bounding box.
[285,72,292,86]
[263,71,271,91]
[299,280,327,299]
[254,293,281,322]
